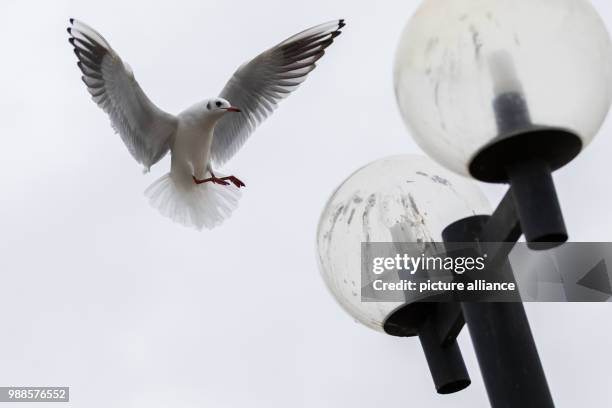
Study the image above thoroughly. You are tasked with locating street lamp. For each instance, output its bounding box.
[317,0,612,407]
[394,0,612,245]
[395,0,612,179]
[317,154,490,393]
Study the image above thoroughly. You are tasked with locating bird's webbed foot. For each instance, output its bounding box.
[221,175,246,188]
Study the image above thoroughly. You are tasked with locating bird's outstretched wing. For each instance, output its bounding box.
[211,20,345,166]
[68,19,178,171]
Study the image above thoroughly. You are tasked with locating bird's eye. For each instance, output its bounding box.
[215,101,222,108]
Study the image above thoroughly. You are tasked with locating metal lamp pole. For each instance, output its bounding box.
[433,53,572,408]
[318,2,612,406]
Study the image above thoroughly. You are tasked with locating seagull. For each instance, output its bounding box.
[68,18,345,230]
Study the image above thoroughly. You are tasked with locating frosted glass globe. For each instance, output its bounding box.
[316,155,490,335]
[394,0,612,179]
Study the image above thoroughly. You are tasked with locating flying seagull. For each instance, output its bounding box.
[68,18,345,230]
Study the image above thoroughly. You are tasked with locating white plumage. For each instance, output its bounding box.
[68,18,344,229]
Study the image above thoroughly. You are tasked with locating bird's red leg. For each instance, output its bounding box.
[193,167,245,188]
[192,175,230,186]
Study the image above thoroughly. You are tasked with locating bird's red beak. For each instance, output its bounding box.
[225,107,241,112]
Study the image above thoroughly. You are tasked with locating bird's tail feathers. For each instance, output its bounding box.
[144,172,241,230]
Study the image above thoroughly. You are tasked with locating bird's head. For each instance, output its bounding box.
[205,98,241,116]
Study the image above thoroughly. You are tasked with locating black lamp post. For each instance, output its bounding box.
[317,0,612,407]
[391,0,612,405]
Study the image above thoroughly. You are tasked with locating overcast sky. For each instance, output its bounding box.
[0,0,611,407]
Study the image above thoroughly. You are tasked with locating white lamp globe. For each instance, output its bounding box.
[316,155,490,336]
[394,0,612,181]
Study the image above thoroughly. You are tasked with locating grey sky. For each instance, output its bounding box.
[0,0,611,407]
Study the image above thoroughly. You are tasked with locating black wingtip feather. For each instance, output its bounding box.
[67,27,72,35]
[330,31,341,40]
[69,18,74,24]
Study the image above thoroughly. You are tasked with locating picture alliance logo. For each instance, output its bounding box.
[371,253,488,276]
